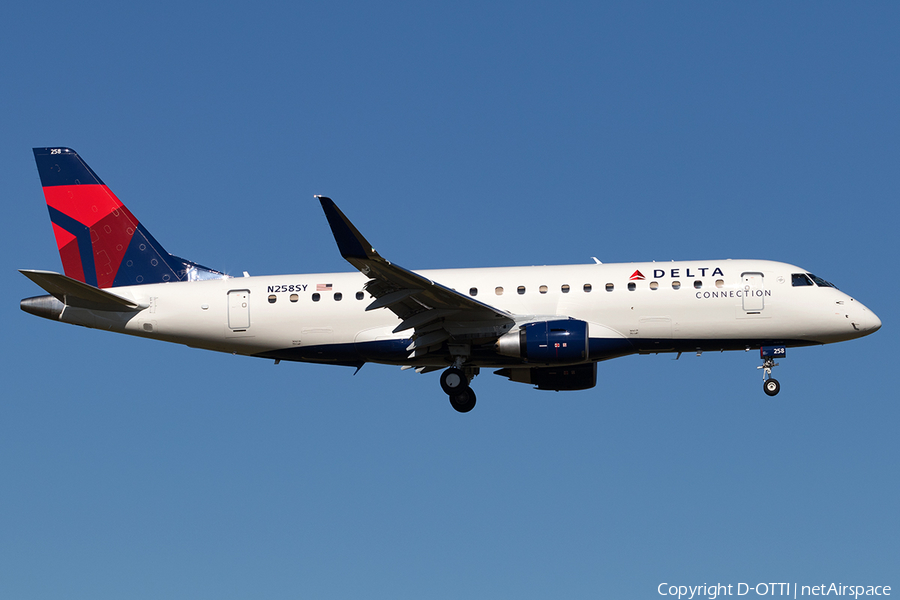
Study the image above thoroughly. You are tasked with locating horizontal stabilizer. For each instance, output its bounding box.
[19,269,144,311]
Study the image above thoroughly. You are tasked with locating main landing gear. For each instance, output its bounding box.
[757,345,785,397]
[440,366,478,413]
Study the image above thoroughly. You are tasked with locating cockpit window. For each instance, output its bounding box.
[792,272,838,289]
[808,273,837,289]
[791,273,814,286]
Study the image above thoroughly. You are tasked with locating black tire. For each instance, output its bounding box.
[763,378,780,396]
[449,387,477,413]
[440,367,468,395]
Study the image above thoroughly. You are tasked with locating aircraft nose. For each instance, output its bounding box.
[845,298,881,336]
[866,309,882,333]
[854,300,881,334]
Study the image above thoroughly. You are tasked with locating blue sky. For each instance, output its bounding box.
[2,2,897,598]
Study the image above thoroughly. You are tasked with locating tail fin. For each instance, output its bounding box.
[33,147,224,288]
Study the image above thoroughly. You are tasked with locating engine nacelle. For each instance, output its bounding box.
[494,363,597,391]
[495,319,589,364]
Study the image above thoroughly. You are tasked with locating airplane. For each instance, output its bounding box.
[21,147,882,412]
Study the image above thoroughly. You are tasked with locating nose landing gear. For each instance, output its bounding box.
[757,345,785,396]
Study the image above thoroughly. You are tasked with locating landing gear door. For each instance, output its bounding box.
[741,272,764,312]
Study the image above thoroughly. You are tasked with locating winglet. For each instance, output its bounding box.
[316,196,378,260]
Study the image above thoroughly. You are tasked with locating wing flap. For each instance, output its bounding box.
[406,330,451,352]
[366,288,423,311]
[393,309,460,333]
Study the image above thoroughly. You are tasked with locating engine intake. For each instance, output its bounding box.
[495,319,589,364]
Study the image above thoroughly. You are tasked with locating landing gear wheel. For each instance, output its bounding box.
[763,378,780,396]
[440,367,468,395]
[449,387,477,413]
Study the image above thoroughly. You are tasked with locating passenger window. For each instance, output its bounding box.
[356,291,365,300]
[312,293,320,302]
[517,286,526,295]
[792,273,814,287]
[268,295,277,304]
[628,282,636,291]
[672,281,681,290]
[290,294,299,302]
[495,287,504,295]
[334,292,342,301]
[539,285,548,294]
[650,282,659,290]
[694,280,702,289]
[561,284,570,293]
[583,283,592,293]
[605,283,614,292]
[469,287,478,297]
[715,280,724,288]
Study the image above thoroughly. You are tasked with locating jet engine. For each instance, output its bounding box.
[494,363,597,391]
[495,319,589,364]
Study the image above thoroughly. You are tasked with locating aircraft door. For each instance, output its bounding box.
[228,289,251,330]
[741,272,764,312]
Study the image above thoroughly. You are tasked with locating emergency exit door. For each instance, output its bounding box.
[228,289,251,330]
[741,272,764,312]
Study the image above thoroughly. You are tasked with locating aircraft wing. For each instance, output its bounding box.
[318,197,516,358]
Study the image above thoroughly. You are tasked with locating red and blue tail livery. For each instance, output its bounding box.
[33,147,223,288]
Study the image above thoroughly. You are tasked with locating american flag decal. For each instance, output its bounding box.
[317,283,333,291]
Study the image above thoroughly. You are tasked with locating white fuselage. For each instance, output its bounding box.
[51,259,881,369]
